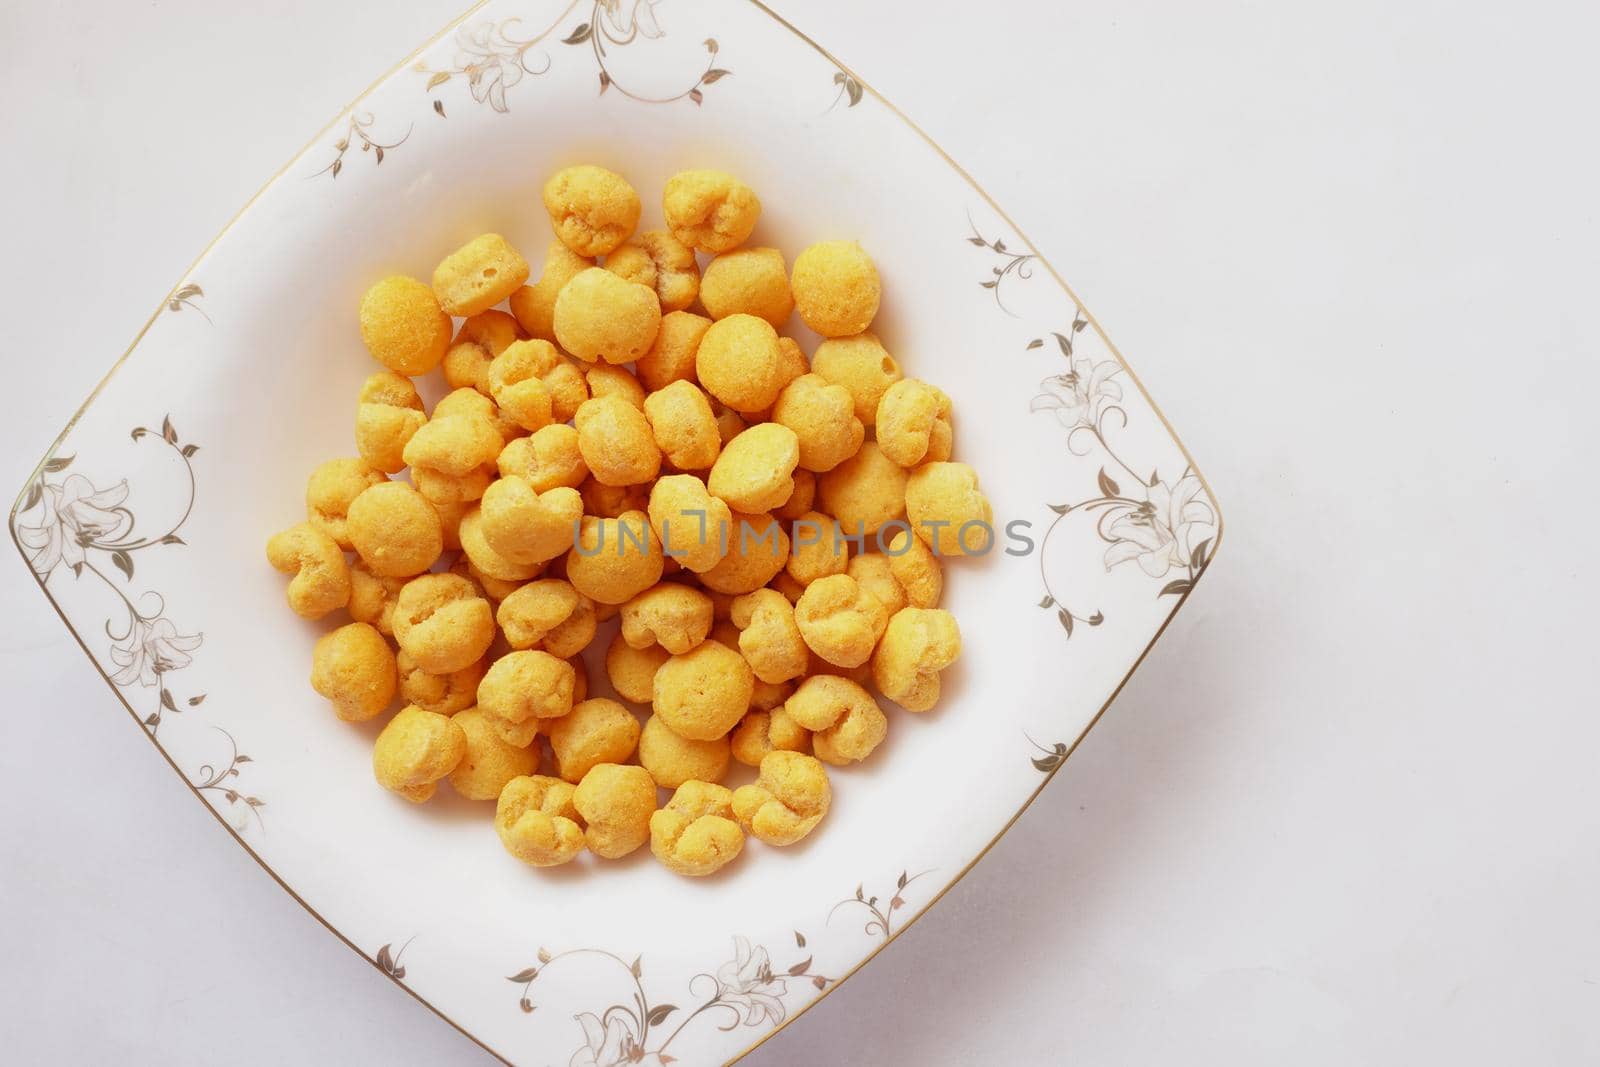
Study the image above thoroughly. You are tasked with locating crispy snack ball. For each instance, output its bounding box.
[643,381,721,471]
[543,165,641,256]
[876,379,953,468]
[662,170,761,254]
[794,573,889,669]
[449,707,540,801]
[478,650,577,747]
[373,706,467,803]
[606,230,700,312]
[905,462,995,557]
[510,240,594,342]
[648,475,732,574]
[486,342,560,432]
[443,341,493,395]
[453,554,529,602]
[730,708,811,767]
[817,442,908,538]
[845,553,908,618]
[731,751,831,846]
[355,372,426,474]
[499,424,588,492]
[651,781,745,877]
[566,512,664,604]
[708,424,799,513]
[769,569,807,606]
[575,394,662,486]
[637,310,711,392]
[886,527,943,607]
[310,622,396,722]
[479,478,582,565]
[306,458,385,550]
[730,588,809,685]
[700,247,793,326]
[403,413,504,479]
[785,675,888,765]
[497,579,596,657]
[750,677,794,713]
[496,775,585,868]
[267,522,350,619]
[771,373,863,474]
[432,233,530,316]
[872,607,961,712]
[458,308,523,358]
[586,364,646,411]
[606,632,670,704]
[392,573,495,674]
[639,713,729,790]
[713,403,747,446]
[348,561,405,635]
[432,386,524,450]
[775,468,817,522]
[621,583,714,654]
[554,268,661,365]
[359,276,451,376]
[698,512,789,595]
[459,506,544,583]
[696,314,785,413]
[811,333,902,428]
[347,481,443,578]
[574,763,657,859]
[549,698,642,783]
[396,649,485,715]
[652,640,754,741]
[786,510,849,586]
[790,240,881,338]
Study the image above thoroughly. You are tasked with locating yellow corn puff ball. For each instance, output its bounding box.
[412,464,495,508]
[620,582,714,655]
[700,247,794,326]
[662,170,761,254]
[457,307,523,358]
[707,423,799,514]
[373,706,467,803]
[731,751,830,846]
[785,510,849,586]
[346,481,442,578]
[396,648,485,715]
[549,698,642,783]
[730,588,809,685]
[648,475,732,575]
[769,569,807,606]
[348,561,405,635]
[638,712,730,790]
[845,553,908,619]
[785,675,887,765]
[876,379,953,468]
[812,332,902,428]
[750,677,794,713]
[391,572,495,676]
[872,606,961,712]
[730,708,811,767]
[886,527,943,607]
[652,640,754,741]
[478,650,577,747]
[606,230,700,313]
[552,267,661,365]
[771,373,864,474]
[606,631,670,704]
[498,424,588,492]
[479,478,582,566]
[548,359,592,423]
[266,522,351,619]
[449,707,540,801]
[573,763,656,859]
[586,363,646,411]
[905,462,994,557]
[790,240,881,338]
[431,386,524,448]
[497,579,596,657]
[712,403,747,446]
[456,510,543,587]
[636,310,711,392]
[698,511,790,595]
[744,337,809,424]
[580,477,651,519]
[496,775,585,867]
[816,442,908,538]
[486,342,560,432]
[643,380,721,472]
[305,458,385,550]
[432,233,530,316]
[442,341,493,395]
[650,780,745,877]
[310,622,396,722]
[696,314,786,414]
[775,468,817,523]
[402,413,504,481]
[794,573,889,669]
[355,372,427,474]
[452,554,528,602]
[575,394,662,487]
[543,165,641,256]
[565,511,664,605]
[510,239,595,342]
[359,276,451,376]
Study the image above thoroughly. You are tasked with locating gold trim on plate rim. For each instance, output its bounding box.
[8,2,1223,1064]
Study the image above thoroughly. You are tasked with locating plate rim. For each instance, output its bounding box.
[8,1,1225,1062]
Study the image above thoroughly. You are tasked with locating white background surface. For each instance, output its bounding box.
[1,0,1597,1063]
